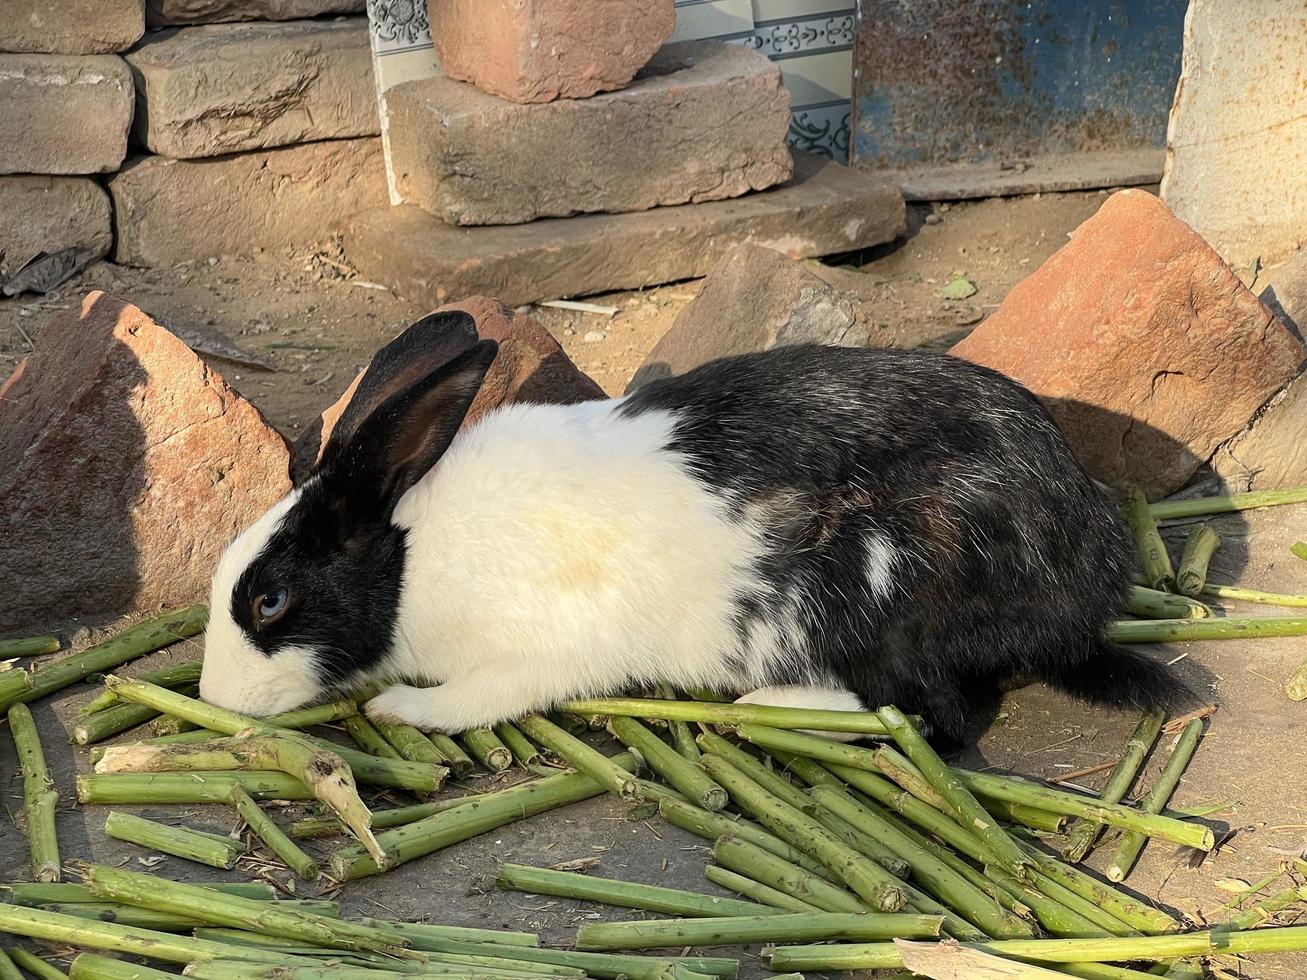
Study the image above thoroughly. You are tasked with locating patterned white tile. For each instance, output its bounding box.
[367,0,439,205]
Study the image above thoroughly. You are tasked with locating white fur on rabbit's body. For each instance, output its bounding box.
[202,396,868,730]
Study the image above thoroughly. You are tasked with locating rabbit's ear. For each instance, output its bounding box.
[318,339,498,530]
[321,310,482,462]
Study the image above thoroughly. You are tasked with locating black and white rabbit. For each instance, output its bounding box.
[200,311,1183,741]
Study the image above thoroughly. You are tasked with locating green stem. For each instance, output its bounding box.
[460,728,513,773]
[371,720,447,767]
[810,807,912,878]
[103,810,244,870]
[516,716,641,799]
[1125,488,1176,591]
[702,867,821,912]
[560,696,905,736]
[1,882,277,904]
[607,718,726,810]
[1201,582,1307,607]
[0,949,24,980]
[494,722,545,770]
[82,661,203,713]
[1017,842,1181,935]
[1106,718,1204,882]
[9,703,60,881]
[1293,541,1307,562]
[1127,587,1211,620]
[78,772,311,804]
[34,902,226,932]
[1175,525,1220,597]
[1149,487,1307,520]
[342,714,401,759]
[0,636,61,658]
[1224,886,1306,929]
[576,910,945,950]
[496,863,773,918]
[695,731,809,811]
[712,835,866,914]
[72,699,171,746]
[655,796,835,878]
[427,733,475,777]
[1062,710,1165,863]
[67,954,174,980]
[0,606,207,714]
[1110,615,1307,642]
[6,948,68,980]
[354,919,541,949]
[229,788,319,880]
[288,795,483,839]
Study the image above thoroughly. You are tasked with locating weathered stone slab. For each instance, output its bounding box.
[1160,0,1307,268]
[126,19,376,158]
[1212,370,1307,492]
[428,0,674,103]
[0,0,144,54]
[109,138,388,266]
[0,291,291,633]
[343,151,906,308]
[0,55,133,174]
[146,0,363,26]
[387,41,792,225]
[628,245,862,390]
[951,189,1305,498]
[0,177,112,290]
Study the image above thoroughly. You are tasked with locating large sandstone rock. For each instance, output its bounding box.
[628,245,862,391]
[0,292,291,634]
[147,0,363,26]
[951,189,1305,498]
[0,178,112,290]
[344,151,907,308]
[291,296,605,481]
[0,0,144,54]
[0,55,134,175]
[1212,371,1307,492]
[387,41,792,226]
[1160,0,1307,268]
[428,0,674,103]
[127,19,376,158]
[109,138,387,266]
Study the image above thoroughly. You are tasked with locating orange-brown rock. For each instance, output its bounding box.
[291,297,605,481]
[951,190,1305,498]
[0,292,291,634]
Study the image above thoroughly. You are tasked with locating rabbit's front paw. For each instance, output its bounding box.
[365,684,456,732]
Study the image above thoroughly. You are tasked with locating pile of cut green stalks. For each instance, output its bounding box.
[1,489,1307,980]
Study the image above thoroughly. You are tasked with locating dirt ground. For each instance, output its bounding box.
[3,189,1306,977]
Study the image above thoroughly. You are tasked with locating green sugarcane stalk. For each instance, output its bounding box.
[869,744,949,809]
[427,732,475,777]
[1221,886,1305,929]
[607,717,726,810]
[695,731,810,811]
[7,948,68,980]
[699,753,909,912]
[1149,487,1307,520]
[494,722,545,770]
[342,715,402,759]
[516,716,641,798]
[1175,525,1220,597]
[79,863,412,956]
[72,698,171,746]
[575,910,945,950]
[1201,582,1307,607]
[496,863,773,918]
[650,689,701,763]
[0,635,61,658]
[184,964,533,980]
[1289,658,1307,701]
[82,661,204,714]
[1062,709,1165,864]
[150,715,198,737]
[68,954,175,980]
[101,679,386,865]
[560,696,906,736]
[144,700,359,747]
[460,728,513,772]
[989,867,1133,938]
[0,949,21,980]
[330,752,638,879]
[1124,488,1176,591]
[655,795,835,878]
[37,902,221,932]
[355,919,540,948]
[9,703,60,882]
[702,866,821,912]
[712,835,866,913]
[78,771,312,804]
[810,784,1036,939]
[1127,587,1211,620]
[811,807,912,878]
[372,720,447,766]
[0,668,34,705]
[2,882,277,904]
[1017,842,1180,935]
[1106,718,1204,882]
[0,607,207,714]
[763,924,1307,970]
[288,796,483,838]
[228,788,319,879]
[103,810,244,870]
[877,705,1031,878]
[1110,615,1307,642]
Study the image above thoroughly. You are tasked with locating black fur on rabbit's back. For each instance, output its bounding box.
[621,344,1180,740]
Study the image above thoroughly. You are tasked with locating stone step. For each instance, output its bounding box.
[0,55,134,175]
[0,177,112,291]
[127,18,376,158]
[343,151,906,308]
[146,0,363,27]
[1,0,144,54]
[109,138,387,266]
[387,41,794,226]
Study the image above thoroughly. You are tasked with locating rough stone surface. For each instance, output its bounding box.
[146,0,363,26]
[344,151,906,308]
[0,177,112,286]
[1212,370,1307,492]
[291,296,605,481]
[1160,0,1307,268]
[428,0,674,104]
[0,291,291,633]
[629,245,862,390]
[950,189,1306,499]
[109,138,387,266]
[0,55,134,175]
[387,41,791,226]
[0,0,144,54]
[126,19,376,159]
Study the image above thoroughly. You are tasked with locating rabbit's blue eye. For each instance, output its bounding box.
[254,587,290,626]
